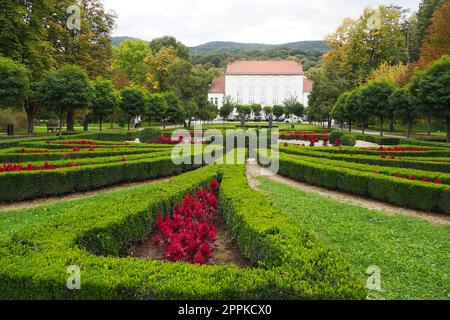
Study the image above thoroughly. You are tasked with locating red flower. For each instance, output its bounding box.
[373,170,380,174]
[434,178,442,184]
[421,177,430,183]
[381,154,387,159]
[120,156,126,162]
[209,179,220,192]
[409,176,417,181]
[284,142,289,147]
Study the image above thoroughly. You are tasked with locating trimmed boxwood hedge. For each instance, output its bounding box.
[0,154,200,202]
[259,152,450,214]
[280,146,450,173]
[0,164,366,299]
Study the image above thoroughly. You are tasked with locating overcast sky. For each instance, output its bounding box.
[103,0,420,46]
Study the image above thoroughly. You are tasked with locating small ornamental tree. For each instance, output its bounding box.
[236,104,252,127]
[410,55,450,143]
[251,104,262,117]
[219,95,235,122]
[344,89,361,132]
[263,106,274,128]
[164,92,184,127]
[283,95,305,122]
[0,56,30,113]
[358,80,394,136]
[272,105,286,119]
[332,92,349,129]
[91,77,120,131]
[391,86,419,138]
[39,65,92,134]
[147,93,168,127]
[119,87,147,130]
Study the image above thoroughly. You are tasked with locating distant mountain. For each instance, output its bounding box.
[111,36,144,47]
[111,37,328,53]
[191,41,329,54]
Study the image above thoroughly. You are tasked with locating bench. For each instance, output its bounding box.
[46,123,60,133]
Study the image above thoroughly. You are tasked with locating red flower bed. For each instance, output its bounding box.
[279,132,330,142]
[20,149,50,154]
[0,162,81,173]
[153,179,220,265]
[365,146,433,152]
[156,135,183,144]
[393,172,443,184]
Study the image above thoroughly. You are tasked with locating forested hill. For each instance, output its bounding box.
[191,40,328,54]
[111,37,327,71]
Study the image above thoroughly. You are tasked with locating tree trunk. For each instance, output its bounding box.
[327,118,332,129]
[99,119,103,132]
[388,119,394,132]
[446,117,450,143]
[406,119,412,138]
[362,119,365,135]
[26,112,34,134]
[380,117,384,136]
[427,117,432,136]
[83,115,89,132]
[110,115,114,129]
[269,114,273,129]
[349,120,352,132]
[240,114,245,128]
[66,111,75,131]
[127,118,130,131]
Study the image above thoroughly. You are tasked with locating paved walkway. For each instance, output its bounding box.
[246,158,450,226]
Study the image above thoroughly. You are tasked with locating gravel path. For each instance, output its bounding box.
[0,177,170,212]
[246,159,450,226]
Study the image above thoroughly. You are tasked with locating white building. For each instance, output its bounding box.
[208,60,313,111]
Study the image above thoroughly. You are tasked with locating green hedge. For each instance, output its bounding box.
[330,130,401,145]
[0,164,366,299]
[0,154,200,202]
[280,146,450,173]
[260,152,450,214]
[277,152,450,185]
[74,131,139,142]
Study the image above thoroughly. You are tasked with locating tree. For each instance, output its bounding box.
[219,96,235,122]
[119,87,147,130]
[0,57,30,110]
[332,92,349,129]
[198,102,218,123]
[39,65,92,134]
[391,87,420,138]
[410,55,450,142]
[113,40,151,86]
[163,92,184,127]
[147,93,168,128]
[359,80,395,136]
[47,0,116,79]
[145,47,179,92]
[263,106,274,128]
[344,89,362,132]
[272,105,285,119]
[0,0,54,133]
[417,0,450,68]
[251,104,262,117]
[283,95,305,119]
[409,0,443,62]
[149,36,190,60]
[236,105,252,127]
[91,77,119,131]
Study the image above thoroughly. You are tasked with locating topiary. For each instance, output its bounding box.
[139,128,162,143]
[329,130,346,144]
[341,134,357,146]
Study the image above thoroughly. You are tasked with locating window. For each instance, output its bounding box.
[261,87,267,105]
[214,98,219,106]
[237,86,243,104]
[272,86,278,105]
[249,86,255,104]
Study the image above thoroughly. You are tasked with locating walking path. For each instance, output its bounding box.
[246,158,450,226]
[0,177,170,212]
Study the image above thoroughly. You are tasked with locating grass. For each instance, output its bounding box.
[257,176,450,300]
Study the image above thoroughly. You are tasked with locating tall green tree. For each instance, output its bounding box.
[149,36,190,60]
[163,92,184,127]
[332,92,349,129]
[39,65,92,133]
[410,55,450,142]
[91,77,119,131]
[391,87,420,138]
[113,39,151,86]
[409,0,443,62]
[147,93,168,128]
[344,89,362,132]
[0,57,30,110]
[119,87,147,131]
[272,105,285,119]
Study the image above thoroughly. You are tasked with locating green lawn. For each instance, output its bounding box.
[258,177,450,300]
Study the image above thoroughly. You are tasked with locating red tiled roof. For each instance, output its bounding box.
[226,60,304,75]
[209,75,225,93]
[303,78,313,93]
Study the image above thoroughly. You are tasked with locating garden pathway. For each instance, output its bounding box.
[246,158,450,226]
[0,177,170,212]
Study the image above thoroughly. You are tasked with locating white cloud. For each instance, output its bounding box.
[103,0,420,46]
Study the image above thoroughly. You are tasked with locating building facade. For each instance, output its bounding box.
[208,60,313,111]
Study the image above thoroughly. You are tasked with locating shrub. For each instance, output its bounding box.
[139,128,162,143]
[329,130,346,144]
[341,134,356,146]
